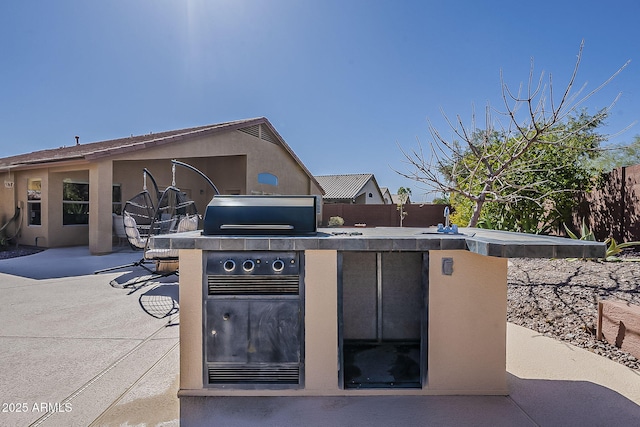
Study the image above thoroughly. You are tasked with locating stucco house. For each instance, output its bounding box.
[315,173,385,204]
[391,192,412,205]
[0,117,323,255]
[379,187,393,204]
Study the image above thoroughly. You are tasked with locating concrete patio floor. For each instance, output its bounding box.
[0,246,639,426]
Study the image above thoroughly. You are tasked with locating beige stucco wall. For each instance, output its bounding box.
[303,250,340,391]
[2,126,322,252]
[5,166,94,248]
[108,129,320,197]
[428,250,508,393]
[112,156,248,215]
[179,249,508,397]
[179,249,204,390]
[0,169,17,227]
[89,161,113,254]
[12,169,50,248]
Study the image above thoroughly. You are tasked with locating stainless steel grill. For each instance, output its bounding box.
[203,252,304,388]
[202,195,317,236]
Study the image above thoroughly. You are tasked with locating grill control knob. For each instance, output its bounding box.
[272,259,285,273]
[223,260,236,272]
[242,259,255,272]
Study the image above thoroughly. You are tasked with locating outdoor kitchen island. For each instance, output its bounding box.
[151,225,605,406]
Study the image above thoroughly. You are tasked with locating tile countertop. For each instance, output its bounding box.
[150,227,606,259]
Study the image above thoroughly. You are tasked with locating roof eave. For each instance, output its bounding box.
[258,119,324,195]
[0,156,87,172]
[85,118,265,161]
[0,117,324,196]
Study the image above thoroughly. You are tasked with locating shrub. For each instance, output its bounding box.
[327,216,344,227]
[564,220,640,261]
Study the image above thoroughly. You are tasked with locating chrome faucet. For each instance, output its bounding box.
[437,206,458,234]
[444,206,450,229]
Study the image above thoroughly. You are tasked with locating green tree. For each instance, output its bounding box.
[431,193,450,205]
[397,42,627,228]
[588,135,640,172]
[471,110,606,233]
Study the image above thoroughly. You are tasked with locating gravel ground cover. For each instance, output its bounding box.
[508,256,640,370]
[0,245,43,260]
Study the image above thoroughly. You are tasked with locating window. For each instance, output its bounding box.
[27,179,42,226]
[112,184,122,215]
[63,181,89,225]
[258,172,278,186]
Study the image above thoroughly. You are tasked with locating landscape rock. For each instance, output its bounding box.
[508,257,640,370]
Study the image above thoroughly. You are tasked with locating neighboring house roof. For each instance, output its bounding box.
[0,117,322,192]
[380,187,392,203]
[315,173,380,201]
[391,193,412,204]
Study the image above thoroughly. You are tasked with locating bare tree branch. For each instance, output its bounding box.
[397,43,629,227]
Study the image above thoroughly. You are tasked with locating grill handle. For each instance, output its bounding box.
[220,224,294,230]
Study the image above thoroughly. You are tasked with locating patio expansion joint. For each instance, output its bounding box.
[506,394,540,426]
[87,340,179,426]
[27,316,179,427]
[0,335,176,341]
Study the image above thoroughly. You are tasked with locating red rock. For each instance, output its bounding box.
[598,300,640,361]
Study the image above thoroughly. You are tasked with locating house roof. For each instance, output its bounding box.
[391,193,412,204]
[0,117,321,192]
[0,118,254,169]
[315,173,379,200]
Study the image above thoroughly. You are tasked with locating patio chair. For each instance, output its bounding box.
[95,169,158,275]
[122,209,198,273]
[112,213,127,247]
[122,168,159,241]
[96,165,198,282]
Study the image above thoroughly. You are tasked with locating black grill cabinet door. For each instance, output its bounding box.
[205,299,301,364]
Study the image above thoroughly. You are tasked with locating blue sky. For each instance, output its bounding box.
[1,1,638,201]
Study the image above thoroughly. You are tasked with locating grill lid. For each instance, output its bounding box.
[203,195,317,236]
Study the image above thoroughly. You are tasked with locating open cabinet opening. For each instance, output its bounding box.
[339,251,428,389]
